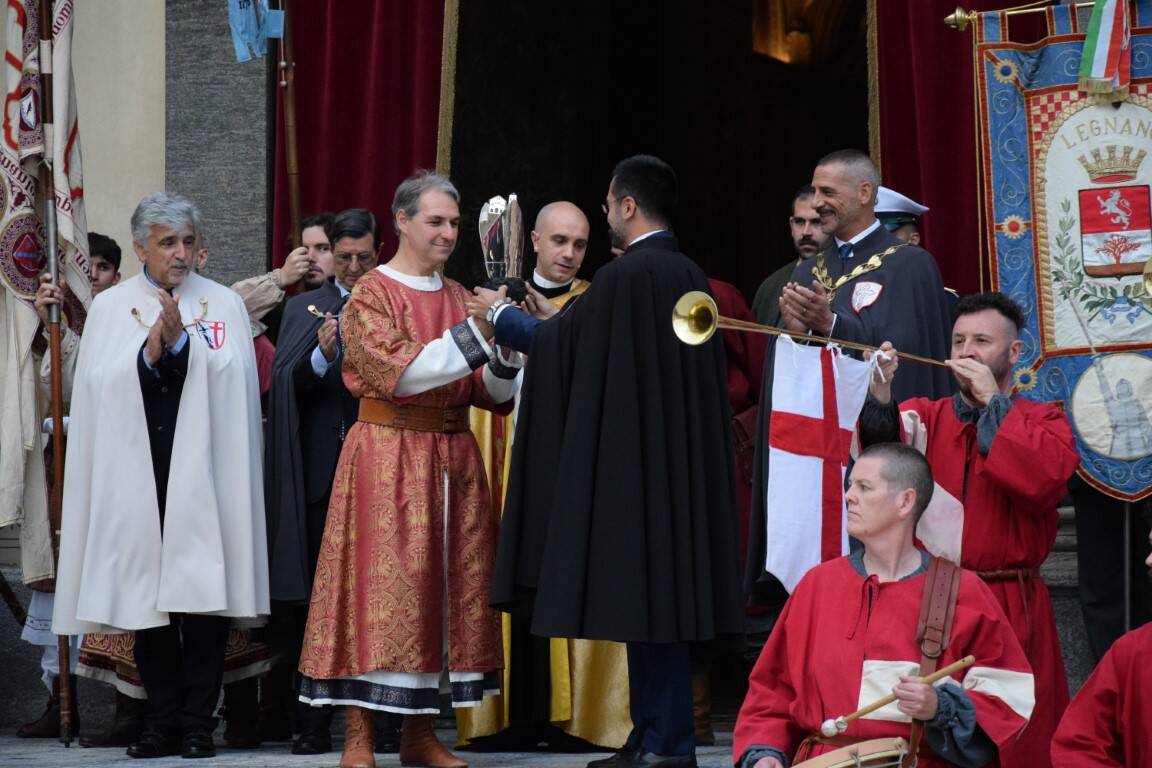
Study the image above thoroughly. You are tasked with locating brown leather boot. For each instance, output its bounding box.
[340,706,376,768]
[399,714,467,768]
[17,675,80,738]
[691,670,715,747]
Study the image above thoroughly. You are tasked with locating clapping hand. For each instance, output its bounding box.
[144,290,183,365]
[317,315,339,361]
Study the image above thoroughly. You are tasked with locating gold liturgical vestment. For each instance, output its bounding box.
[458,278,631,748]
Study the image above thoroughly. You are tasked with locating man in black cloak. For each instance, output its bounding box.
[745,149,954,642]
[474,155,743,768]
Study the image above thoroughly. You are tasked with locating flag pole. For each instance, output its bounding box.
[279,0,302,248]
[37,0,72,746]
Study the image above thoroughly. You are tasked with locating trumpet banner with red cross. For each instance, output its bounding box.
[763,337,872,592]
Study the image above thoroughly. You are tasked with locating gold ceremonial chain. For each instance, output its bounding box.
[813,243,906,300]
[130,297,210,329]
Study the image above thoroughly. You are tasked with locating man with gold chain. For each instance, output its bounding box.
[777,149,953,404]
[460,201,632,753]
[746,149,955,598]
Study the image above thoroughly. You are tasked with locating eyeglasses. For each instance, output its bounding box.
[601,196,625,216]
[333,251,377,268]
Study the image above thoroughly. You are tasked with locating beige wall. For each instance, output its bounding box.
[72,1,166,278]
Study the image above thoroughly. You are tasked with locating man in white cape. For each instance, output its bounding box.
[52,192,269,759]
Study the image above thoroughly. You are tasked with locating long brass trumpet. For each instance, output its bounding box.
[672,291,950,369]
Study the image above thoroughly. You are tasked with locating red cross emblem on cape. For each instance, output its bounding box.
[198,319,226,350]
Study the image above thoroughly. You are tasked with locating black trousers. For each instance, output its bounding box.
[623,642,693,757]
[134,613,231,734]
[1072,484,1152,662]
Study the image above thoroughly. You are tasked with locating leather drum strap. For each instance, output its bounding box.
[905,556,961,768]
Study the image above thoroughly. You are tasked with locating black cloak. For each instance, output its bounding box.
[491,234,744,644]
[264,278,352,603]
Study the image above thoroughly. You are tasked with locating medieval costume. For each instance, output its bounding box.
[860,392,1080,767]
[491,233,743,760]
[734,551,1034,768]
[708,278,765,560]
[459,270,632,751]
[1051,621,1152,767]
[297,264,518,713]
[53,272,268,633]
[52,270,269,744]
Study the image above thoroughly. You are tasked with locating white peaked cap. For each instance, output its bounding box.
[876,186,929,217]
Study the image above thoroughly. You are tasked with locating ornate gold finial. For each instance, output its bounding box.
[1077,145,1148,183]
[944,6,977,31]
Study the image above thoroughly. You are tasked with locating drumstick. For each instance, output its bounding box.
[820,655,976,737]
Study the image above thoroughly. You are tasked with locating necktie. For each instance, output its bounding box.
[838,242,853,266]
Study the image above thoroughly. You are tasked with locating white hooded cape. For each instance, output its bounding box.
[53,272,269,634]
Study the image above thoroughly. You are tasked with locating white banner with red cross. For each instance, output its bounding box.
[764,336,873,592]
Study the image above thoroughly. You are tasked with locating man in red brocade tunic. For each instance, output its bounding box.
[297,175,520,768]
[860,292,1080,768]
[735,444,1033,768]
[1051,529,1152,768]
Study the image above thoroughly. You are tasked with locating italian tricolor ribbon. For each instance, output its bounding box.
[1080,0,1131,101]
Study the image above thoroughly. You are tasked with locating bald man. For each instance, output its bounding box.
[528,200,591,302]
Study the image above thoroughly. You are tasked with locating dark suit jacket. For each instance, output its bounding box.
[137,341,190,519]
[494,305,543,354]
[291,326,358,503]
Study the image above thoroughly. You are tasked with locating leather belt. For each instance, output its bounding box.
[976,567,1040,646]
[358,398,470,434]
[976,567,1040,582]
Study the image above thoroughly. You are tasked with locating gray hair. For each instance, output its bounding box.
[391,170,459,234]
[858,442,935,521]
[816,149,881,204]
[130,192,201,246]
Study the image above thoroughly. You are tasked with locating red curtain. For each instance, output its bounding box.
[272,0,447,267]
[873,1,1046,295]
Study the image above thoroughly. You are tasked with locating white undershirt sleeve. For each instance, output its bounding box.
[394,318,494,397]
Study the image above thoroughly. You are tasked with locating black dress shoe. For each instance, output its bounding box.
[291,731,333,755]
[181,730,217,759]
[126,729,180,759]
[587,748,639,767]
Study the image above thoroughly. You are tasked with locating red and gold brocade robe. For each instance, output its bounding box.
[299,267,513,680]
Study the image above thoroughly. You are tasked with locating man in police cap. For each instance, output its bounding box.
[875,186,929,246]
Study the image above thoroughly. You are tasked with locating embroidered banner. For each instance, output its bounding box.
[977,1,1152,500]
[1,0,89,322]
